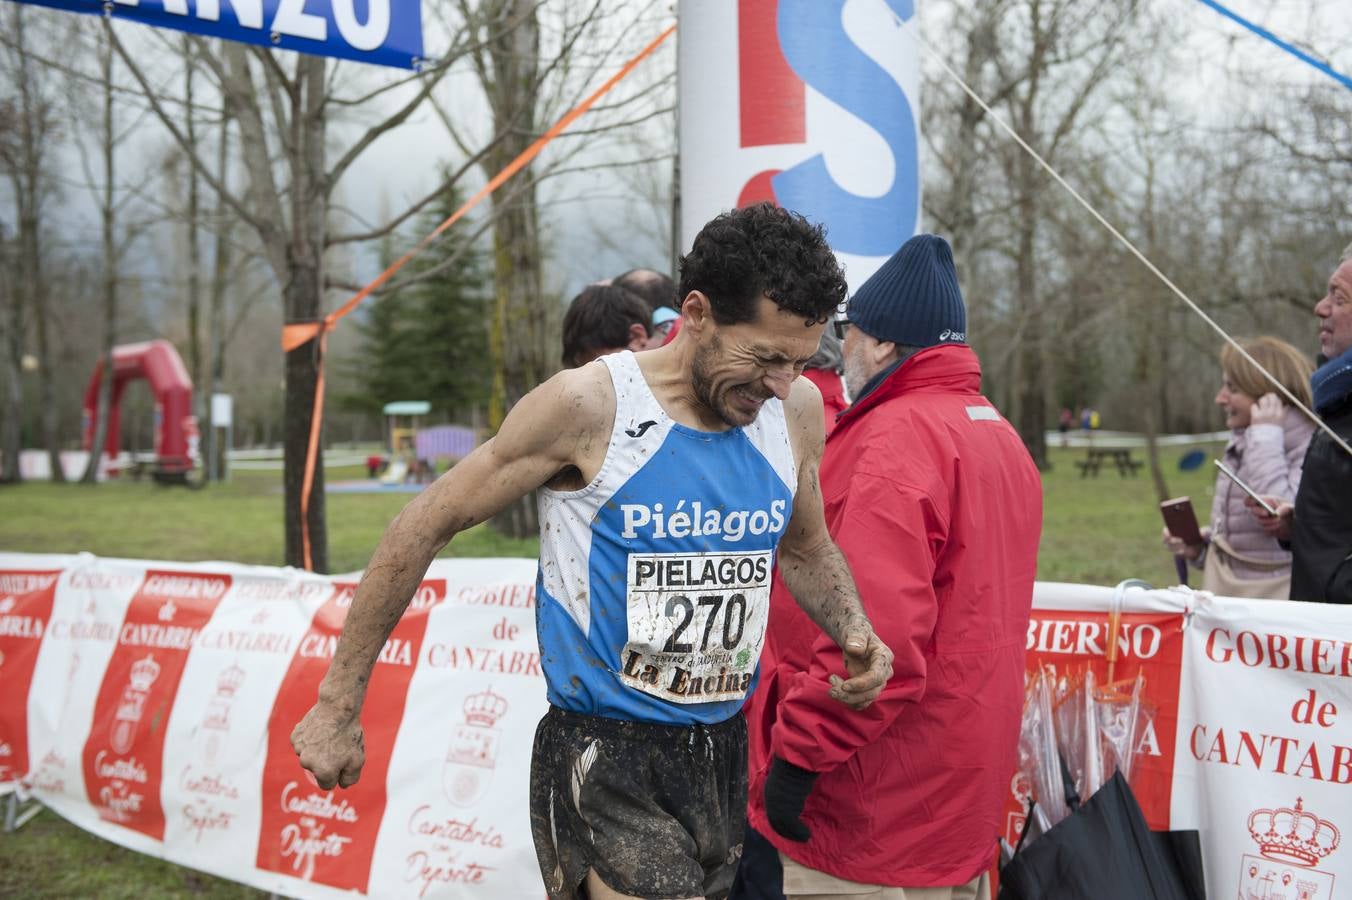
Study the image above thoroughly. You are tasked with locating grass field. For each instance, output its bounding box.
[0,442,1223,896]
[0,464,540,573]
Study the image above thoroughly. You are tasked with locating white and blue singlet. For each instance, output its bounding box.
[535,351,797,726]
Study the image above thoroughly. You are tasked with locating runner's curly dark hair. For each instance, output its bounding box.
[678,202,846,326]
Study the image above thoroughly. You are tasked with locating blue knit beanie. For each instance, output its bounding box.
[847,234,967,347]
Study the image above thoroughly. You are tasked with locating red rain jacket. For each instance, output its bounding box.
[746,344,1043,886]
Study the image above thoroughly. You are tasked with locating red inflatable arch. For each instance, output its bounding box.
[82,340,198,481]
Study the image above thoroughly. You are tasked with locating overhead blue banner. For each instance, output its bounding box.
[13,0,424,71]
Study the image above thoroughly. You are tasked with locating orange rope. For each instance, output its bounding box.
[289,24,676,571]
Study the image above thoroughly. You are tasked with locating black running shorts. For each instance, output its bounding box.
[529,705,748,899]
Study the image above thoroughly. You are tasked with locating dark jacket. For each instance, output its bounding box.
[1290,395,1352,603]
[746,344,1043,886]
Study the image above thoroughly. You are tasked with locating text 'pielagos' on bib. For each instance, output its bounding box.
[621,549,773,703]
[535,351,796,726]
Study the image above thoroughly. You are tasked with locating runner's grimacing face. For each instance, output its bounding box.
[692,294,823,428]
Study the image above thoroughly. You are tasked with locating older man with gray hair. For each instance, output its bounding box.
[741,234,1043,900]
[1251,241,1352,603]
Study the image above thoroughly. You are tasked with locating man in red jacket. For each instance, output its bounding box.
[740,234,1043,899]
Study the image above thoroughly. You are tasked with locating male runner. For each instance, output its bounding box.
[291,203,895,900]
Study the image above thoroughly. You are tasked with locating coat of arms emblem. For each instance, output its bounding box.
[110,654,160,754]
[1239,798,1340,900]
[199,663,245,765]
[443,688,508,807]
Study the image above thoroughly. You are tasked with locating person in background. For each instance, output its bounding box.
[615,266,679,313]
[615,267,681,350]
[1059,407,1073,446]
[1249,244,1352,603]
[802,330,847,435]
[560,284,652,368]
[662,313,685,348]
[1164,336,1314,599]
[651,305,681,348]
[738,234,1042,900]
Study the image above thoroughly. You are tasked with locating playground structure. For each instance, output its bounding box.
[82,340,198,484]
[380,400,430,484]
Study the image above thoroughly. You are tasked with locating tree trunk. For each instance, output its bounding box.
[1139,156,1169,501]
[948,6,999,292]
[1013,180,1048,470]
[487,193,547,538]
[283,314,328,573]
[12,7,62,481]
[206,105,233,483]
[484,0,545,540]
[21,186,63,481]
[183,37,205,478]
[0,242,21,483]
[82,24,117,484]
[281,55,330,571]
[1137,298,1170,501]
[33,253,63,481]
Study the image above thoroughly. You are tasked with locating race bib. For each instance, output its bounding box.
[619,551,771,704]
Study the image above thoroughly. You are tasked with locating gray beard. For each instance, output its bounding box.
[843,353,871,400]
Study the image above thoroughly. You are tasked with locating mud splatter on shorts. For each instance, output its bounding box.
[529,705,748,899]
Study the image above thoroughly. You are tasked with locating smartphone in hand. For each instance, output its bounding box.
[1160,497,1203,545]
[1213,460,1279,515]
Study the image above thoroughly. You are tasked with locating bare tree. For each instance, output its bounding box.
[205,101,237,481]
[107,8,506,569]
[80,21,121,484]
[0,214,20,483]
[455,0,548,538]
[0,5,64,481]
[922,0,1144,466]
[181,37,206,444]
[438,0,671,537]
[15,1,681,556]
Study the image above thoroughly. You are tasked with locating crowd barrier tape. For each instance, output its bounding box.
[1,553,1349,898]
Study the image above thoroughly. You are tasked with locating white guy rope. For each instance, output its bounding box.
[895,13,1352,461]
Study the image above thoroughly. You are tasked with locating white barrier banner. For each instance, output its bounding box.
[2,555,1350,898]
[2,553,547,899]
[1174,598,1352,900]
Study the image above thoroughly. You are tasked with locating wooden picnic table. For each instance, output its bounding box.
[1075,447,1144,478]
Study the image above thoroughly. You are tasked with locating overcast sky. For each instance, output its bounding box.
[7,0,1348,312]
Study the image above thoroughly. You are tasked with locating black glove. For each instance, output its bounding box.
[763,756,819,843]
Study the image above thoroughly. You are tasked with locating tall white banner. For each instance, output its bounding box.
[678,0,922,290]
[1174,598,1351,900]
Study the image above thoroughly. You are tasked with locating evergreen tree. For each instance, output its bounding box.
[340,182,491,423]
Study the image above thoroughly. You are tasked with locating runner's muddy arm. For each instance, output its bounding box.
[777,382,893,708]
[293,368,609,788]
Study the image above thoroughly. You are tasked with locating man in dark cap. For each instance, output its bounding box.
[738,234,1043,900]
[1249,240,1352,603]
